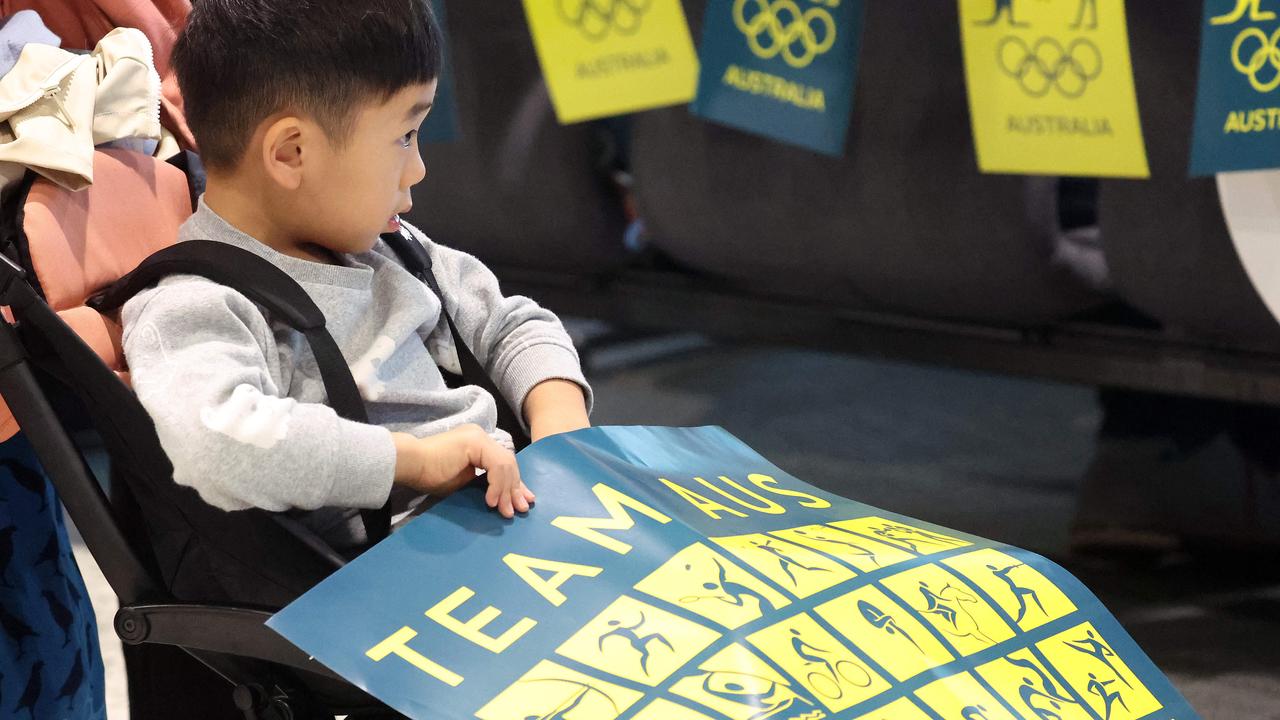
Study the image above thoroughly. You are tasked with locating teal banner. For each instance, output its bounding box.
[423,0,459,143]
[690,0,865,156]
[1190,0,1280,175]
[268,426,1199,720]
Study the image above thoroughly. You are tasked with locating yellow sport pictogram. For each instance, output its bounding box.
[633,543,792,630]
[475,660,643,720]
[555,595,721,686]
[942,549,1076,632]
[976,649,1093,720]
[712,532,855,598]
[557,0,652,41]
[1230,25,1280,92]
[881,564,1015,657]
[851,697,933,720]
[733,0,837,69]
[916,672,1020,720]
[829,516,971,556]
[669,643,822,720]
[814,585,955,681]
[747,612,892,712]
[1037,623,1162,720]
[771,523,915,573]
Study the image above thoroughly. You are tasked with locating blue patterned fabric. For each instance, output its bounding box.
[0,434,106,720]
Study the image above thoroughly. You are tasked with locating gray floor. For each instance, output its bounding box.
[74,340,1280,718]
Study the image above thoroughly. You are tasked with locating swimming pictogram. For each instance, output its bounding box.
[680,558,776,612]
[917,581,997,647]
[961,706,992,720]
[1006,655,1080,719]
[732,0,837,69]
[787,627,872,700]
[557,0,652,41]
[1230,25,1280,92]
[520,677,620,720]
[857,599,924,653]
[997,36,1102,98]
[986,562,1046,624]
[597,613,673,676]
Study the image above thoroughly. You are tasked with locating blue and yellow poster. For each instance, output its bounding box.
[522,0,700,123]
[268,426,1200,720]
[690,0,865,156]
[958,0,1149,177]
[1189,0,1280,175]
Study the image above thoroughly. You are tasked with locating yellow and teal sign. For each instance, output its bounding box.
[1190,0,1280,175]
[522,0,700,123]
[690,0,865,156]
[958,0,1149,177]
[268,426,1200,720]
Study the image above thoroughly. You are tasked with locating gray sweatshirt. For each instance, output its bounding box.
[121,201,591,550]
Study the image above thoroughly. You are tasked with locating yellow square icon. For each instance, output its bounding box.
[942,549,1077,632]
[556,595,720,686]
[711,532,856,598]
[916,673,1020,720]
[633,543,791,630]
[747,612,891,712]
[1037,622,1162,720]
[771,523,917,573]
[475,660,642,720]
[976,648,1093,720]
[830,517,971,556]
[880,564,1015,656]
[814,585,955,681]
[669,643,821,720]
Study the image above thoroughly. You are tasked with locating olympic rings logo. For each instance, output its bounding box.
[557,0,652,41]
[1231,26,1280,92]
[996,36,1102,98]
[733,0,837,69]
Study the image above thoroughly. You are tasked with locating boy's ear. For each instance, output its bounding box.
[260,115,309,190]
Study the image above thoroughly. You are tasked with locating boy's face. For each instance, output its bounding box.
[296,81,437,254]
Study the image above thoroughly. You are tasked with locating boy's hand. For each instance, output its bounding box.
[392,426,534,518]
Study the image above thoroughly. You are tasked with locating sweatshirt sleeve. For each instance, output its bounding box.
[121,277,396,513]
[405,225,593,425]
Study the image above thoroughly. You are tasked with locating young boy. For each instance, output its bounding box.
[121,0,591,553]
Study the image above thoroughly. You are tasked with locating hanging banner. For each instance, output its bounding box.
[522,0,699,124]
[1218,169,1280,322]
[269,426,1199,720]
[1190,0,1280,175]
[689,0,866,156]
[423,0,459,143]
[958,0,1149,177]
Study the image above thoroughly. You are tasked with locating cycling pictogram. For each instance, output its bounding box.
[1230,25,1280,92]
[733,0,837,69]
[557,0,653,42]
[997,36,1103,98]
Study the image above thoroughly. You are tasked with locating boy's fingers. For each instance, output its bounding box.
[498,490,515,518]
[513,490,530,514]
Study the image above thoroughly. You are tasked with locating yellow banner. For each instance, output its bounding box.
[958,0,1149,177]
[523,0,699,123]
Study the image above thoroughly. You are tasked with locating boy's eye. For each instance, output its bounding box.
[399,129,417,148]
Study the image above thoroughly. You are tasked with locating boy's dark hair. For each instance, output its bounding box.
[173,0,443,170]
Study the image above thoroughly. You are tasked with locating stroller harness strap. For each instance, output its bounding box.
[88,240,391,545]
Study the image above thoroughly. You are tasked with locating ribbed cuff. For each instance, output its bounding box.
[498,343,593,430]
